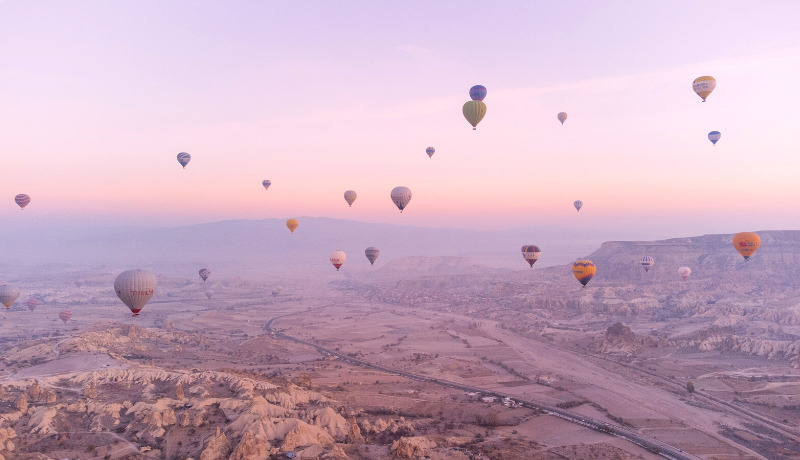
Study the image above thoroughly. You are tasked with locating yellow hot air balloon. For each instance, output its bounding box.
[286,219,299,234]
[732,232,761,260]
[692,76,716,102]
[572,260,596,287]
[462,101,487,130]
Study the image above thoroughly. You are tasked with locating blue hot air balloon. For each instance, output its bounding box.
[177,152,191,168]
[426,147,435,159]
[469,85,487,101]
[708,131,721,146]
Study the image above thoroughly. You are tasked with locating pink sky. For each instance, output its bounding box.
[1,1,799,239]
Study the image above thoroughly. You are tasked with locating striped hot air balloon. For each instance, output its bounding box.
[572,260,596,287]
[573,200,583,212]
[463,100,487,130]
[15,194,30,210]
[365,247,380,265]
[426,147,435,159]
[708,131,721,145]
[640,256,655,272]
[59,310,72,324]
[199,268,211,282]
[177,152,191,168]
[469,85,487,101]
[262,180,271,190]
[26,298,38,311]
[692,76,716,102]
[0,286,20,309]
[521,245,541,267]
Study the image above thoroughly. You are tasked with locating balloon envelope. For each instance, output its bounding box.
[205,291,214,300]
[462,101,487,130]
[26,298,38,311]
[114,269,157,316]
[678,266,691,280]
[15,194,30,210]
[199,268,211,282]
[732,232,761,260]
[344,190,357,207]
[390,186,412,212]
[365,247,380,265]
[708,131,721,145]
[177,152,191,168]
[330,250,346,271]
[0,286,20,309]
[262,180,271,190]
[692,76,716,101]
[572,260,596,287]
[521,245,541,267]
[640,256,655,272]
[286,219,299,234]
[573,200,583,212]
[469,85,487,101]
[426,147,435,158]
[557,112,568,124]
[59,310,72,324]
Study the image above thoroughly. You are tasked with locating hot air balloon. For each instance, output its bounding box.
[199,268,211,282]
[557,112,568,125]
[390,186,412,213]
[573,200,583,212]
[0,286,20,310]
[15,194,30,210]
[678,266,691,280]
[286,219,299,234]
[708,131,721,145]
[177,152,191,168]
[692,76,716,102]
[469,85,487,101]
[59,310,72,324]
[572,260,596,287]
[426,147,435,159]
[114,269,157,317]
[262,180,271,190]
[205,290,214,300]
[732,232,761,260]
[365,247,380,265]
[26,298,38,311]
[344,190,357,207]
[640,256,655,272]
[330,250,346,271]
[521,245,541,267]
[463,101,487,130]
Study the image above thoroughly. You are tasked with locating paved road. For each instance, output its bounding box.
[265,315,699,460]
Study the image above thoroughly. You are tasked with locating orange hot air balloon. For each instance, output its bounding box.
[286,219,299,234]
[732,232,761,260]
[572,260,596,287]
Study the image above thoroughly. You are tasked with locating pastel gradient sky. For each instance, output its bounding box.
[2,1,799,238]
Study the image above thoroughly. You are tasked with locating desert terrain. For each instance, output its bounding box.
[1,230,800,459]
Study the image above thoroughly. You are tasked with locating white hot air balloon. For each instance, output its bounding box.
[330,250,346,271]
[0,286,20,310]
[344,190,357,207]
[391,186,412,213]
[640,256,655,272]
[114,269,157,317]
[678,266,691,280]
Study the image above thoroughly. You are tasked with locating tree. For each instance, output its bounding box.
[686,381,695,393]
